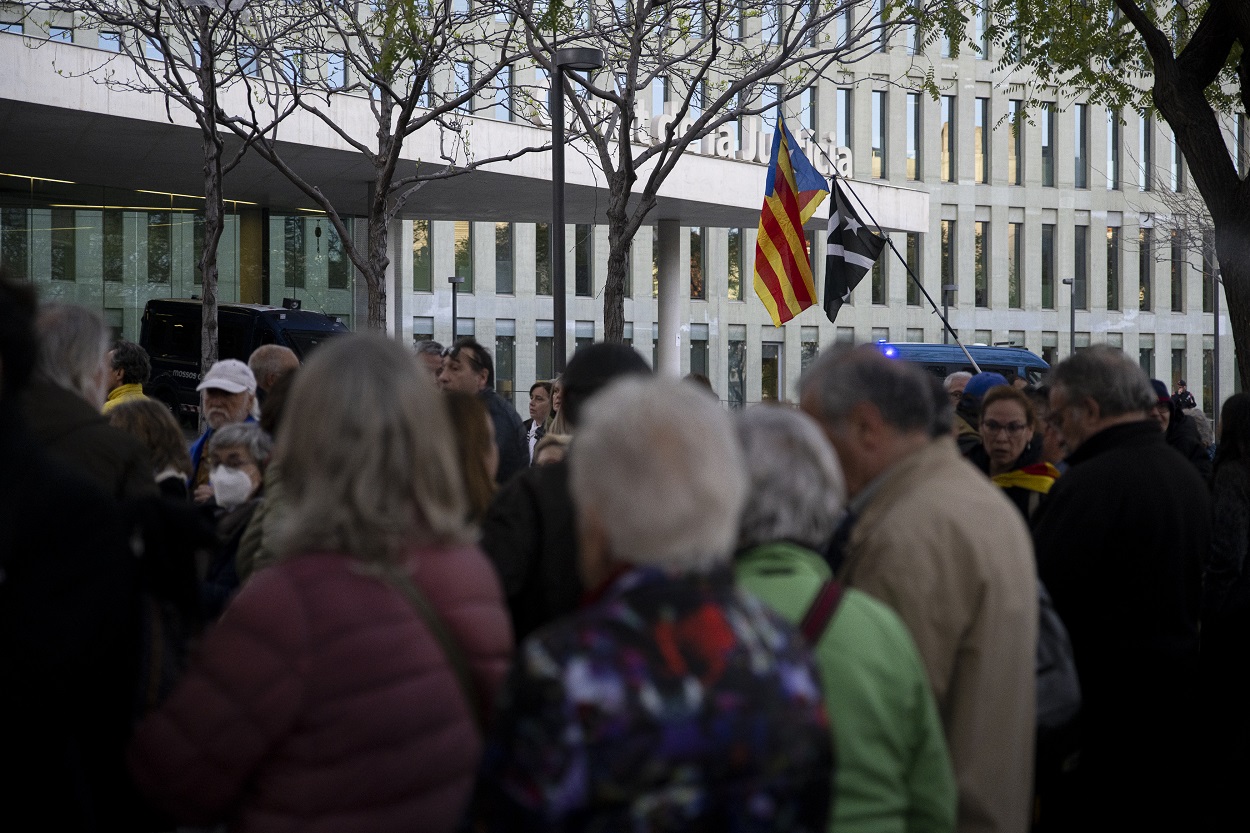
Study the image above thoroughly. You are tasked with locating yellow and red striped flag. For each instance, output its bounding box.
[753,118,829,327]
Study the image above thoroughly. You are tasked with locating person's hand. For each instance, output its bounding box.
[194,484,215,504]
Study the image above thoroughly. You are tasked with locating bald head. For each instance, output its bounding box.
[248,345,299,394]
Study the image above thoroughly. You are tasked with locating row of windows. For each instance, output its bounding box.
[415,311,1218,416]
[412,220,748,301]
[415,214,1218,320]
[833,90,1192,192]
[10,17,1246,187]
[0,207,353,290]
[934,218,1217,314]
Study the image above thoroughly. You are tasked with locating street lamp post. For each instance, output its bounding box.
[550,47,603,374]
[1062,278,1076,356]
[448,275,465,341]
[941,284,957,344]
[1214,266,1221,433]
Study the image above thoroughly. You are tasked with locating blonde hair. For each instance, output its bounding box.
[275,333,471,563]
[533,432,571,465]
[108,398,192,477]
[443,390,496,524]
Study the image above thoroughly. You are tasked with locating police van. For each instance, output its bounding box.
[874,342,1050,385]
[140,299,349,424]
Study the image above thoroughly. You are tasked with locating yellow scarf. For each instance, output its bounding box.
[992,462,1060,495]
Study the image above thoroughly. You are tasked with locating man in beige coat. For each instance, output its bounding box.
[801,346,1037,833]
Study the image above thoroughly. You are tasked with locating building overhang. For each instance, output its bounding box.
[0,34,928,233]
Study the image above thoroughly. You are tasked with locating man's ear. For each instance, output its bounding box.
[1079,396,1102,424]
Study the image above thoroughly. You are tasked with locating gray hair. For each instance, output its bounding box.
[414,339,444,358]
[928,372,955,437]
[208,422,273,467]
[35,302,109,405]
[944,371,973,390]
[275,333,470,564]
[570,377,746,573]
[248,344,298,387]
[735,406,846,551]
[1048,345,1154,418]
[801,345,935,434]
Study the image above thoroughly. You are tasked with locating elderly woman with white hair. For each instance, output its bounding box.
[129,333,513,833]
[476,376,833,832]
[733,405,956,833]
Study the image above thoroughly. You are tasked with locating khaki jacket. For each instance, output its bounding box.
[840,438,1037,833]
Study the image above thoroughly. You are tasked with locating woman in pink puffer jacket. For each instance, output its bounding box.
[129,333,512,833]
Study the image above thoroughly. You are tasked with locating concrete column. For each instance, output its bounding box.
[391,219,414,345]
[656,219,683,377]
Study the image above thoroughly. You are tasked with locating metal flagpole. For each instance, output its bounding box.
[808,140,981,373]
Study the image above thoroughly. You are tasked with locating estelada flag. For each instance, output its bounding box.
[753,118,829,327]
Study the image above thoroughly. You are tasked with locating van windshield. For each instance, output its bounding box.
[283,329,342,359]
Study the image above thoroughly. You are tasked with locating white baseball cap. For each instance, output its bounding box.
[196,359,257,394]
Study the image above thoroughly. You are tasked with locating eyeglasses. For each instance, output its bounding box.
[948,390,964,401]
[983,420,1030,435]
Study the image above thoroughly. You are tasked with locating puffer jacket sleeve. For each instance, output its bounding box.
[128,566,308,825]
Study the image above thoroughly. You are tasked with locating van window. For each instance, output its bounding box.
[146,314,198,361]
[283,329,340,358]
[219,313,252,361]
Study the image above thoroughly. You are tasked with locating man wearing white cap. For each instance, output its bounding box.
[190,359,258,503]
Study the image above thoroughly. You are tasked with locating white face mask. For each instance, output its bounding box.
[209,465,255,509]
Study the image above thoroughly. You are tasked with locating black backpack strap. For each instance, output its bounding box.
[366,564,484,734]
[800,580,845,644]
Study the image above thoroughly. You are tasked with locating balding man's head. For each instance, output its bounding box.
[248,345,300,394]
[799,346,936,497]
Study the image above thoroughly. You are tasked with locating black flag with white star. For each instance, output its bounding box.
[824,180,886,324]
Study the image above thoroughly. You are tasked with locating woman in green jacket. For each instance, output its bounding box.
[733,405,956,833]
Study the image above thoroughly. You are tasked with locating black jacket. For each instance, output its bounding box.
[480,458,579,641]
[1166,408,1213,483]
[21,379,155,500]
[1032,420,1208,828]
[481,387,528,486]
[0,404,140,830]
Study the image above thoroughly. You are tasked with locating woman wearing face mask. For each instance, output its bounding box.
[972,385,1058,520]
[202,422,272,620]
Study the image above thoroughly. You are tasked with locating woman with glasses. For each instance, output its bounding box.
[972,385,1059,520]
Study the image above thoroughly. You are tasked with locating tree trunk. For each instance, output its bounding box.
[1215,218,1250,392]
[604,211,629,344]
[1144,16,1250,396]
[200,134,223,377]
[602,168,642,344]
[198,13,221,380]
[365,207,390,331]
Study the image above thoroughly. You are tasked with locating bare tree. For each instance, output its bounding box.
[219,0,549,331]
[512,0,933,343]
[31,0,307,372]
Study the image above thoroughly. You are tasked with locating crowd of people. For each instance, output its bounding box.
[1,269,1246,833]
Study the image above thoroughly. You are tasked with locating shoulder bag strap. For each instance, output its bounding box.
[380,567,484,734]
[799,579,845,644]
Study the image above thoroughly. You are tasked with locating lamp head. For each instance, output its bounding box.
[554,47,604,71]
